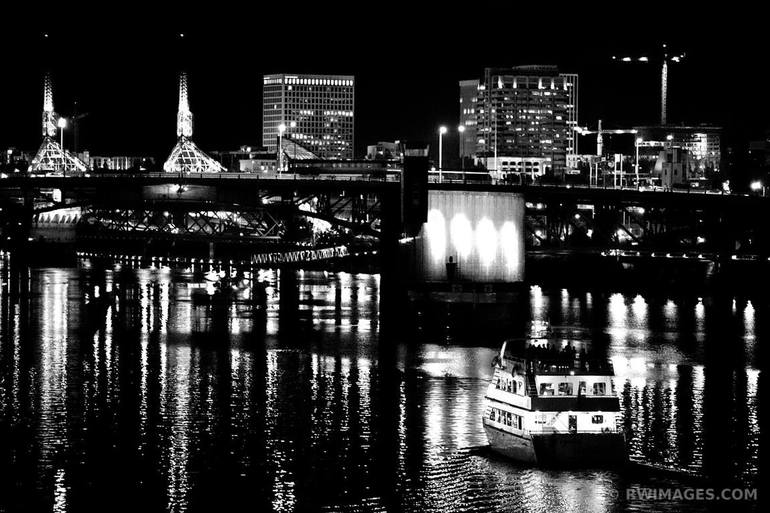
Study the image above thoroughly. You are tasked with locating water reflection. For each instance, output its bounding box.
[0,263,762,512]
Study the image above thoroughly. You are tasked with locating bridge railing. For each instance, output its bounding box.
[426,172,746,196]
[17,171,402,183]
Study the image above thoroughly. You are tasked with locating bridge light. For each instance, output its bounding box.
[750,180,762,192]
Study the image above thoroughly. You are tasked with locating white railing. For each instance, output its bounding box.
[23,171,401,183]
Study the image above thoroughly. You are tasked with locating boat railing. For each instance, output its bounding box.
[532,426,623,435]
[531,357,615,376]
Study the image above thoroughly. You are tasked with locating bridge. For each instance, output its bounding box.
[2,171,769,263]
[4,72,770,278]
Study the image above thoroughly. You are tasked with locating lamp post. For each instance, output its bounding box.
[635,137,642,188]
[665,134,674,190]
[438,125,447,181]
[278,123,286,172]
[458,124,466,180]
[57,117,67,176]
[58,117,67,150]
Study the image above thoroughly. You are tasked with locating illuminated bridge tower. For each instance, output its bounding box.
[163,72,225,174]
[29,73,88,174]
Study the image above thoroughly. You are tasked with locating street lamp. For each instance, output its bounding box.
[438,125,447,180]
[278,123,286,172]
[635,137,642,188]
[57,117,67,176]
[458,124,466,179]
[58,117,67,150]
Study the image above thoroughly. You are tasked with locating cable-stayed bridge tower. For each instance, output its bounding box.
[163,72,225,174]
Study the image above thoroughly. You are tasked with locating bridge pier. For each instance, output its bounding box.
[378,187,405,339]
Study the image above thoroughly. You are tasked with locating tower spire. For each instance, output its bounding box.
[164,71,224,174]
[176,71,193,138]
[30,72,88,174]
[42,73,57,137]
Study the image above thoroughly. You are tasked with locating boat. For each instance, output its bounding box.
[483,330,626,466]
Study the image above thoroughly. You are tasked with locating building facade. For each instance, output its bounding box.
[458,79,479,161]
[88,154,154,171]
[262,74,355,159]
[366,141,403,161]
[635,125,721,175]
[461,66,578,180]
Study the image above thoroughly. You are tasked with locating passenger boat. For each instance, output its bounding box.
[483,328,626,466]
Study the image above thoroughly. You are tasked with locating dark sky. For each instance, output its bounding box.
[1,5,767,161]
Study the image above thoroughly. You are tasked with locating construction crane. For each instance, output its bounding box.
[612,43,686,125]
[573,120,637,156]
[573,120,638,187]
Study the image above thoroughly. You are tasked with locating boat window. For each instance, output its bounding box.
[558,382,573,396]
[534,413,546,424]
[489,409,495,421]
[592,415,604,424]
[579,381,587,395]
[511,380,517,394]
[539,383,554,396]
[593,382,607,395]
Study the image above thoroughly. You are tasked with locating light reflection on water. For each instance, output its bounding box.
[0,264,762,512]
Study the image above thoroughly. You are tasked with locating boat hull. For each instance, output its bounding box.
[484,423,627,467]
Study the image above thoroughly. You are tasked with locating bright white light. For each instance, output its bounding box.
[475,217,498,267]
[638,57,649,62]
[629,357,646,373]
[425,209,446,263]
[666,134,674,141]
[57,118,67,129]
[278,123,286,134]
[750,180,762,191]
[499,221,519,272]
[622,57,631,62]
[450,213,472,258]
[458,125,466,133]
[439,126,448,135]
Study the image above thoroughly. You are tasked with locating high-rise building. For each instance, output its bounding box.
[458,79,479,162]
[263,73,355,159]
[461,66,578,180]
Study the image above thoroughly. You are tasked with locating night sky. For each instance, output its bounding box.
[1,6,767,162]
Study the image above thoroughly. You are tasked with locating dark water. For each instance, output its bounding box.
[0,259,762,512]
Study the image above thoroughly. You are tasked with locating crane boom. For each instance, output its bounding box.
[573,120,637,156]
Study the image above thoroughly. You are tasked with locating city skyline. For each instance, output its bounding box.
[1,13,767,160]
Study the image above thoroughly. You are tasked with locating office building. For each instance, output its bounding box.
[461,66,578,180]
[263,73,355,159]
[458,79,479,162]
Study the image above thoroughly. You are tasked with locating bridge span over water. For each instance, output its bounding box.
[2,171,770,271]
